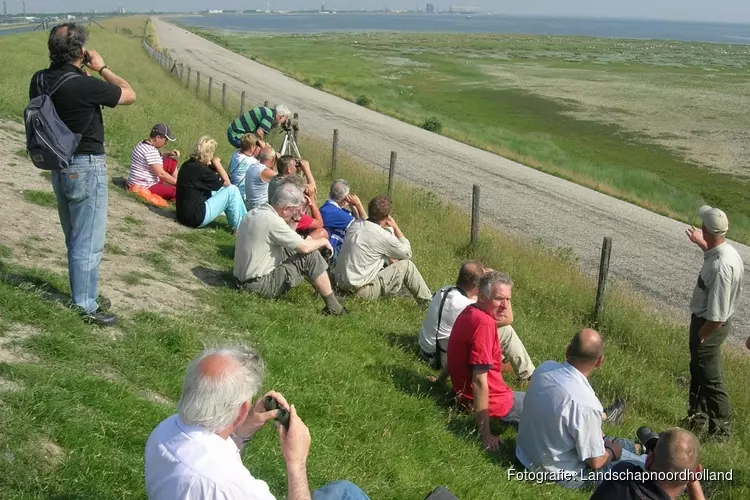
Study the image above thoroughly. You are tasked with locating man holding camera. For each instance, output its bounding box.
[30,23,136,326]
[684,205,743,440]
[145,345,370,499]
[227,104,291,147]
[233,182,345,315]
[590,428,706,500]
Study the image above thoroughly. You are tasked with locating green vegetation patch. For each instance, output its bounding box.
[22,190,57,209]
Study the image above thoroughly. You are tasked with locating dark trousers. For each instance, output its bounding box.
[689,314,732,434]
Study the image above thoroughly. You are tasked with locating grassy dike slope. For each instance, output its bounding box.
[0,20,748,499]
[186,28,750,246]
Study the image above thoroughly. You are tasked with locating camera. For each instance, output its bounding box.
[83,50,92,65]
[280,114,298,133]
[263,395,290,429]
[320,247,333,260]
[637,426,660,453]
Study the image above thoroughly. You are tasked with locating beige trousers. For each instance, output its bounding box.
[355,260,432,302]
[498,325,535,380]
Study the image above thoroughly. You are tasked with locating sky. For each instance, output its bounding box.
[9,0,750,24]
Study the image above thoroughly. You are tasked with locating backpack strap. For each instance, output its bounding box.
[36,70,81,97]
[434,286,458,369]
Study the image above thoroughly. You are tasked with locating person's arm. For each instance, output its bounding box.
[382,217,413,260]
[150,163,178,185]
[585,447,617,470]
[686,226,708,252]
[84,49,136,105]
[256,128,266,140]
[298,160,317,197]
[472,369,500,451]
[260,166,277,183]
[349,195,367,219]
[211,157,231,186]
[686,465,706,500]
[280,405,312,500]
[700,270,732,343]
[306,195,324,229]
[296,237,332,255]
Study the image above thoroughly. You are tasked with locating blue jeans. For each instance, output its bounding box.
[200,185,247,231]
[558,437,646,489]
[313,481,370,500]
[51,155,108,314]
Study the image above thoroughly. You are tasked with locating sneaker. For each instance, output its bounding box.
[603,398,627,426]
[81,308,118,327]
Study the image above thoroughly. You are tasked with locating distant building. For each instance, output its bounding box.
[117,6,126,14]
[426,3,434,13]
[207,9,223,14]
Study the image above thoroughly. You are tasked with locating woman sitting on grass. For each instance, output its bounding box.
[176,136,247,234]
[228,132,263,207]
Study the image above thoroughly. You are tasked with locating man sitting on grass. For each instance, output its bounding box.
[233,182,346,315]
[334,195,432,305]
[269,156,326,239]
[445,271,526,452]
[245,146,279,211]
[516,329,643,490]
[320,179,367,264]
[422,261,535,381]
[127,123,181,201]
[145,345,370,500]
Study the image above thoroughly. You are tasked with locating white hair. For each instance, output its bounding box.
[275,104,291,119]
[479,270,513,298]
[178,345,265,433]
[271,181,305,209]
[329,179,350,202]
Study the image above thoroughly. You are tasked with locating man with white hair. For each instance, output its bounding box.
[319,179,367,262]
[684,205,743,440]
[233,182,346,315]
[227,104,291,147]
[245,145,278,210]
[145,345,370,499]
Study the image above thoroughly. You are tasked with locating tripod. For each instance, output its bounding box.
[279,120,301,158]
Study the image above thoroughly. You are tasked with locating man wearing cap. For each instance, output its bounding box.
[684,205,743,440]
[127,124,181,201]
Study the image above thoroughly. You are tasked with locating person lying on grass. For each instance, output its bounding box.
[334,195,432,305]
[175,135,247,234]
[127,123,181,201]
[233,182,346,316]
[269,156,326,240]
[145,345,371,500]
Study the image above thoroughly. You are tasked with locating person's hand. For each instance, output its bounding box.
[298,159,310,170]
[426,375,438,383]
[235,391,289,438]
[481,432,502,451]
[322,239,334,254]
[385,215,397,228]
[345,194,361,206]
[686,226,706,247]
[305,183,317,197]
[279,405,311,467]
[84,49,106,72]
[170,149,181,159]
[604,440,623,461]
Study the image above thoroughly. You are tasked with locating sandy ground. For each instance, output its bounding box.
[154,19,750,351]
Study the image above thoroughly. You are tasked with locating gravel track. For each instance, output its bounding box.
[153,18,749,350]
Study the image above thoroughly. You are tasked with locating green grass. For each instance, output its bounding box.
[183,28,750,245]
[21,189,57,209]
[0,22,749,499]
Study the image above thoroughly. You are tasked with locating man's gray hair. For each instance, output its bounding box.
[330,179,350,202]
[271,181,305,209]
[478,270,514,298]
[178,345,266,433]
[275,104,291,119]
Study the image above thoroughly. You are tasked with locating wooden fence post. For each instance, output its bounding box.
[293,112,299,146]
[179,64,184,82]
[196,71,201,93]
[222,83,227,110]
[594,236,613,324]
[388,151,397,200]
[240,91,246,115]
[186,67,191,88]
[264,100,269,107]
[208,76,213,101]
[331,129,339,174]
[471,184,480,245]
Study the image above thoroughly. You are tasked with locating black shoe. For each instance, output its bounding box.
[679,415,706,433]
[321,306,349,316]
[81,308,119,327]
[603,398,627,426]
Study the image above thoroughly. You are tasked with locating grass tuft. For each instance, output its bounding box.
[22,190,56,209]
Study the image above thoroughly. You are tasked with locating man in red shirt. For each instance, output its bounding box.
[447,270,525,451]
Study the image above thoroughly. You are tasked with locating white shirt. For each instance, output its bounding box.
[418,286,474,355]
[689,242,744,322]
[145,414,275,500]
[515,361,605,478]
[128,141,163,187]
[233,203,304,282]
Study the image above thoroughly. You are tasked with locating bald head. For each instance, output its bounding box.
[259,146,276,164]
[456,260,485,292]
[197,352,238,380]
[567,328,604,368]
[651,428,700,485]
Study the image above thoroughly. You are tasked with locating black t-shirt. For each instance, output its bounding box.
[28,64,121,155]
[175,158,225,228]
[590,463,671,500]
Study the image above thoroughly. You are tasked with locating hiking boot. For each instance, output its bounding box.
[603,398,627,426]
[321,306,349,316]
[81,308,119,327]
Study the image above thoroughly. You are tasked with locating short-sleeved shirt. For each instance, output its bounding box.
[128,141,163,187]
[227,106,276,144]
[145,414,275,500]
[175,159,225,228]
[515,361,605,477]
[320,200,356,252]
[29,64,122,155]
[234,203,304,281]
[246,163,274,210]
[228,150,259,191]
[589,462,671,500]
[419,286,474,355]
[689,242,744,322]
[446,305,514,418]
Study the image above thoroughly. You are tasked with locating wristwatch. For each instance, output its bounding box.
[98,65,110,75]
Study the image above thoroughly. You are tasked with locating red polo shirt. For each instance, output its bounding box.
[447,304,514,418]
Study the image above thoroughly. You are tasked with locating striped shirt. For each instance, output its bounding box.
[128,141,163,188]
[227,106,276,144]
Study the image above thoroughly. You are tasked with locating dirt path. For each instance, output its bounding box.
[154,18,749,350]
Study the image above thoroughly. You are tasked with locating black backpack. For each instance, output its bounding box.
[24,71,84,171]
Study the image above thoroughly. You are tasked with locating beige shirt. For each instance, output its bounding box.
[233,203,303,282]
[689,242,744,322]
[335,219,412,290]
